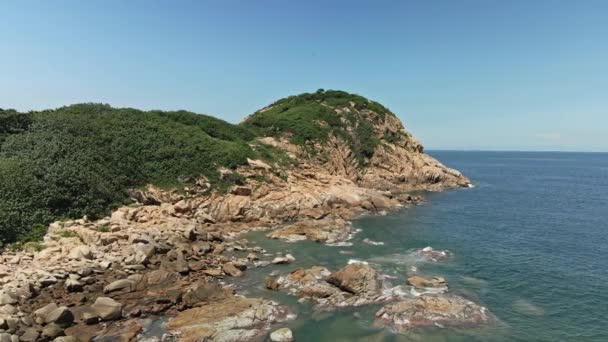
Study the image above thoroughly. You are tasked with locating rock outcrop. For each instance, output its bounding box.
[275,263,391,309]
[166,297,293,342]
[375,294,493,331]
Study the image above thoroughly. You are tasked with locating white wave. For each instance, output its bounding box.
[348,259,369,265]
[363,238,385,246]
[382,285,412,298]
[326,241,354,247]
[409,286,448,297]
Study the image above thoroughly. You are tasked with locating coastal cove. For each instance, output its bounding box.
[230,151,608,341]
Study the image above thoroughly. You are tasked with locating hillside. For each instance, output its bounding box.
[242,89,467,190]
[0,104,258,244]
[0,91,467,245]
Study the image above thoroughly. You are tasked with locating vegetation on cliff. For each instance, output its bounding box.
[0,90,400,244]
[242,89,395,165]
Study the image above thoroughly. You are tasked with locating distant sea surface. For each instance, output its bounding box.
[235,151,608,341]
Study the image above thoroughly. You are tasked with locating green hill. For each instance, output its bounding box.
[0,104,258,244]
[0,90,397,245]
[242,89,397,165]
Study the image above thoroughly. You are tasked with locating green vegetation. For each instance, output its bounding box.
[0,104,257,244]
[242,89,390,166]
[0,90,395,244]
[55,230,80,239]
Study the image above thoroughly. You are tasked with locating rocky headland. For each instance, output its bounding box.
[0,91,491,341]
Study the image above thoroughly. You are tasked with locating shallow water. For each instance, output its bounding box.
[231,152,608,341]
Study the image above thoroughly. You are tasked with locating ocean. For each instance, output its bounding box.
[234,151,608,341]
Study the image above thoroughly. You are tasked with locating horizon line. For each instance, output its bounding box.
[426,148,608,154]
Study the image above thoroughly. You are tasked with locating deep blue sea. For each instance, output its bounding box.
[236,151,608,341]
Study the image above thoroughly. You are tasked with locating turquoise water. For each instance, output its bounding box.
[234,151,608,341]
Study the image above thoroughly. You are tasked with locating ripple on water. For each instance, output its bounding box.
[511,299,545,317]
[460,275,489,287]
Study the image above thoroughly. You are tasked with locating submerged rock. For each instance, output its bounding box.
[265,276,280,291]
[222,263,243,277]
[267,217,352,244]
[270,327,294,342]
[407,275,447,289]
[276,263,388,309]
[271,254,295,265]
[375,294,493,331]
[416,246,450,262]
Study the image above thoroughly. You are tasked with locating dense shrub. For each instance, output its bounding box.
[0,90,392,244]
[242,90,387,166]
[0,104,256,244]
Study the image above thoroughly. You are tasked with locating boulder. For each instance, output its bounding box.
[183,226,197,241]
[231,186,252,196]
[133,243,156,264]
[265,276,280,290]
[270,327,294,342]
[103,279,133,294]
[40,276,59,287]
[19,328,39,342]
[44,306,74,327]
[0,304,16,315]
[82,311,99,325]
[42,323,65,339]
[65,279,83,292]
[222,263,243,277]
[192,241,212,255]
[247,158,272,170]
[182,281,231,306]
[174,200,192,214]
[69,246,93,260]
[327,263,380,295]
[407,275,447,289]
[0,290,17,305]
[77,267,93,277]
[91,297,122,321]
[34,303,59,324]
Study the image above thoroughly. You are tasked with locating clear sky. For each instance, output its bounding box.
[1,0,607,151]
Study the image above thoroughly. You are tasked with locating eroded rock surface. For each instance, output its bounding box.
[276,263,391,309]
[166,297,293,342]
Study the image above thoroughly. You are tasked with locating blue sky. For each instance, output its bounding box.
[1,0,607,151]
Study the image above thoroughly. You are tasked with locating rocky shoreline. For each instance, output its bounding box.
[0,105,486,341]
[0,180,493,341]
